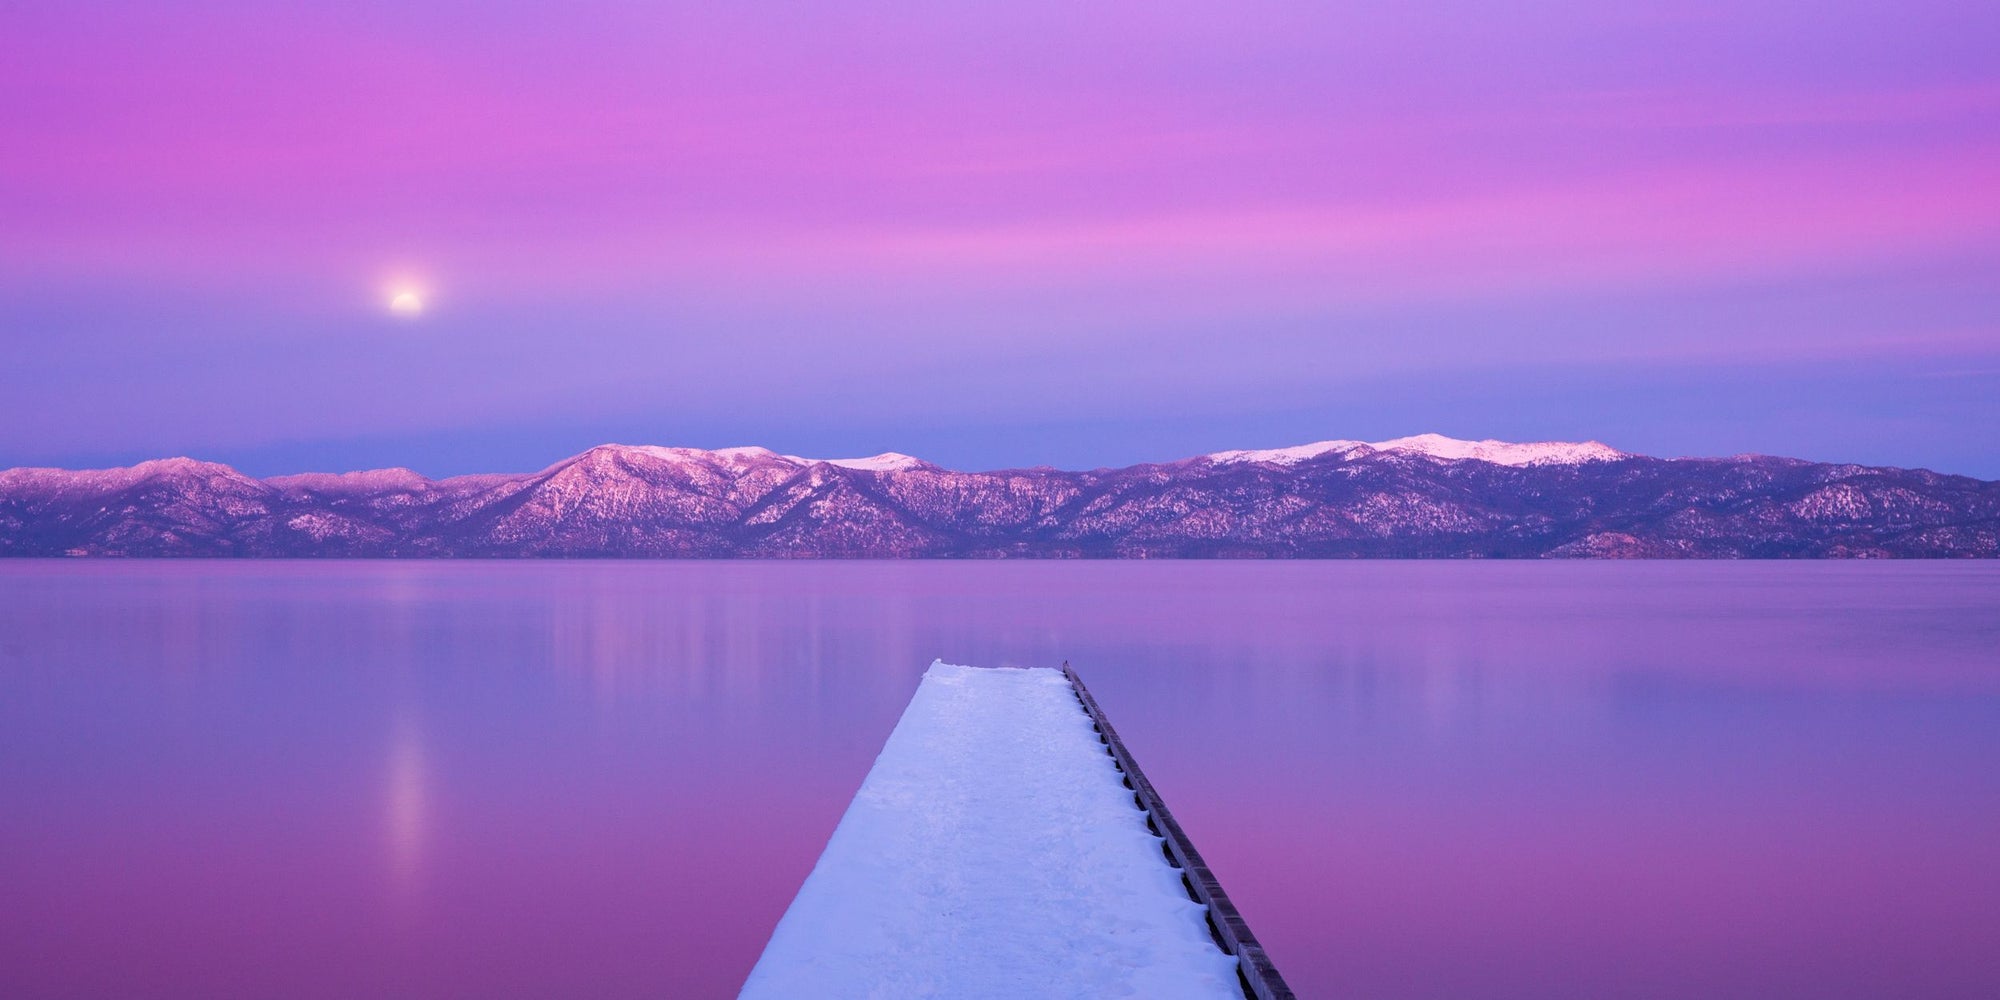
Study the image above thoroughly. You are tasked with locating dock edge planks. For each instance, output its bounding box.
[1062,661,1298,1000]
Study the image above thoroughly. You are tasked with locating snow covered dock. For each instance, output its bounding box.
[741,661,1292,1000]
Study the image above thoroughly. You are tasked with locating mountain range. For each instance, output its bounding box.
[2,434,1994,558]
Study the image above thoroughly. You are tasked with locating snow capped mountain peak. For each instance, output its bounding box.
[128,456,235,477]
[1205,440,1367,466]
[785,452,931,472]
[0,457,254,496]
[1209,434,1626,468]
[547,444,935,479]
[267,468,433,493]
[1371,434,1626,466]
[556,443,793,472]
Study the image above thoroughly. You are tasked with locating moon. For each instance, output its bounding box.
[388,289,425,317]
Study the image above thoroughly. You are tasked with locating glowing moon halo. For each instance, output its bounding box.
[388,289,425,317]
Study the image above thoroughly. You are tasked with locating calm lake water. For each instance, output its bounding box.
[2,561,1997,999]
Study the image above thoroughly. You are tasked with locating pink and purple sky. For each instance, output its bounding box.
[4,1,1997,476]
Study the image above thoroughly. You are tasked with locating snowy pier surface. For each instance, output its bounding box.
[741,661,1292,1000]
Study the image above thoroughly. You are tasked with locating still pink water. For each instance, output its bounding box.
[2,561,1996,998]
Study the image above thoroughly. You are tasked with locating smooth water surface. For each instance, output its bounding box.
[2,561,1997,999]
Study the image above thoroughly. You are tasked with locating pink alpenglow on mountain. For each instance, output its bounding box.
[0,435,1994,558]
[1206,435,1627,467]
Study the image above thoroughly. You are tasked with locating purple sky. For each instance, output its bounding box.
[4,1,1997,477]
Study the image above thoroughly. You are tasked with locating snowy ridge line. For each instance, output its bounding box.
[1062,662,1296,1000]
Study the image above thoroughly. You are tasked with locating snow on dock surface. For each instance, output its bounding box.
[740,661,1242,1000]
